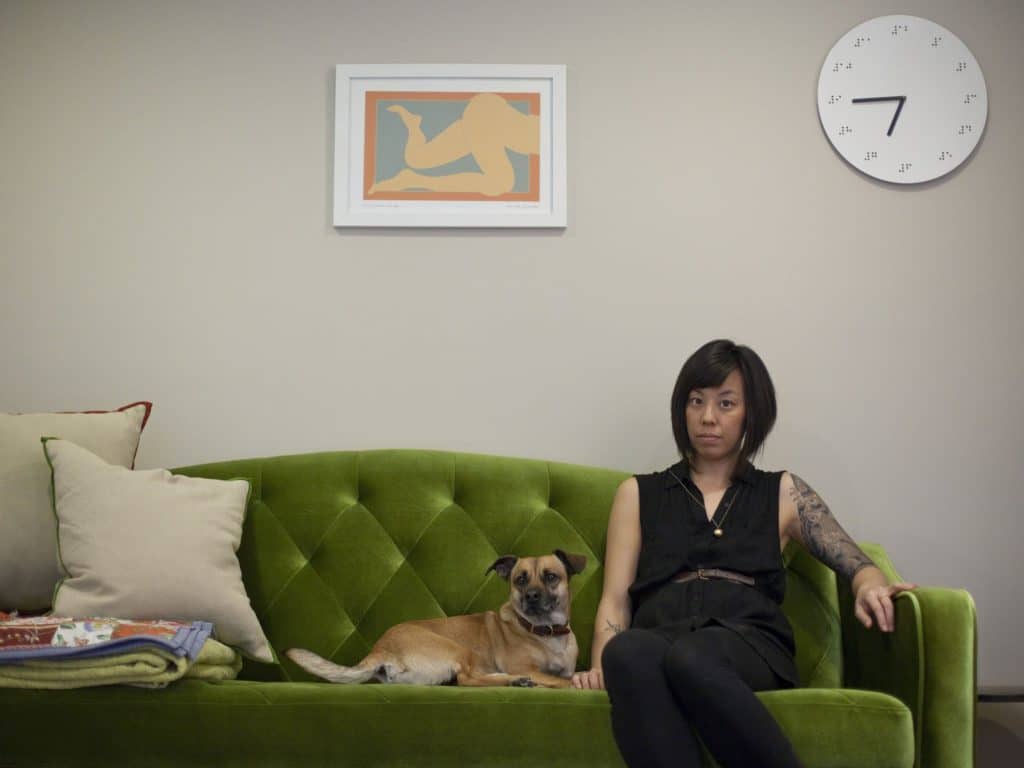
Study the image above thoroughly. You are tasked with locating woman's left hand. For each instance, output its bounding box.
[854,580,918,633]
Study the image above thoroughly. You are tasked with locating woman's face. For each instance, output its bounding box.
[685,368,746,462]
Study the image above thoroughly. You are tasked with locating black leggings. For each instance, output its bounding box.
[602,626,803,768]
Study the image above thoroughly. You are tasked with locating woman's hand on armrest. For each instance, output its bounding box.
[852,566,917,633]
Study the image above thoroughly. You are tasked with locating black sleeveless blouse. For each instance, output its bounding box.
[628,459,799,688]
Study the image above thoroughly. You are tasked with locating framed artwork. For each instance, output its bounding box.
[333,64,566,228]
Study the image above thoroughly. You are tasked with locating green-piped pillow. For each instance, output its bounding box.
[43,438,274,663]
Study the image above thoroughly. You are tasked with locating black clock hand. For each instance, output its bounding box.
[851,96,907,136]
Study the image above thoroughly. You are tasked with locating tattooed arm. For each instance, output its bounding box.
[780,472,916,632]
[783,472,875,581]
[572,478,639,689]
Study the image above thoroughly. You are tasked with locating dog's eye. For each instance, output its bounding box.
[543,572,559,584]
[514,573,529,586]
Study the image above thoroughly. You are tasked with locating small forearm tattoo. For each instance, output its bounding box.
[604,620,624,635]
[789,473,874,583]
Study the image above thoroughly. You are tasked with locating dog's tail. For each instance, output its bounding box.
[285,648,376,684]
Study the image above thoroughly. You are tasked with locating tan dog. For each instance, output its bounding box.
[286,550,586,688]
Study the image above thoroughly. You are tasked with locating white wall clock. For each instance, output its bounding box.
[817,15,987,184]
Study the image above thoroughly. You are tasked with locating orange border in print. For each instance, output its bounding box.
[363,91,541,203]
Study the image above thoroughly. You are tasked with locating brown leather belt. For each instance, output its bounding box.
[673,568,755,587]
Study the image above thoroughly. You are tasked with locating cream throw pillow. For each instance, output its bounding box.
[0,403,150,610]
[44,438,274,663]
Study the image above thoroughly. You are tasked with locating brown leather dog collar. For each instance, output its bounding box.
[514,612,571,636]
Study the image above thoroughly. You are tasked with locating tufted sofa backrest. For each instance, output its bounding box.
[173,450,843,688]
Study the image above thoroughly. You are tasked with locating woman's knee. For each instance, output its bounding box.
[663,634,729,689]
[601,629,666,681]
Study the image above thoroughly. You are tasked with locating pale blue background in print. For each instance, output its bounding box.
[374,97,533,193]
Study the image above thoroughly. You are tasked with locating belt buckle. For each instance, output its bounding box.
[697,568,709,581]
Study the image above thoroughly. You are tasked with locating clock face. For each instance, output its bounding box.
[817,15,987,184]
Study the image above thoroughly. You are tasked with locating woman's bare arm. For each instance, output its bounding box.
[782,472,875,581]
[572,477,640,689]
[780,472,915,632]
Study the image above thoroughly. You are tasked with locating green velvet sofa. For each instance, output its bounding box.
[0,449,976,767]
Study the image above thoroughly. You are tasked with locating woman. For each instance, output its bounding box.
[571,339,915,768]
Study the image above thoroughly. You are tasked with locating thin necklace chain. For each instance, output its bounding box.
[668,469,739,533]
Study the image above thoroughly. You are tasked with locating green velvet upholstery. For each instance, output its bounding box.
[0,449,976,767]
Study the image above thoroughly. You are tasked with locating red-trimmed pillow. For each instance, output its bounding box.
[0,402,152,611]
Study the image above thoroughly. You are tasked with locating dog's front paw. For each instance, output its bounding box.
[508,676,536,687]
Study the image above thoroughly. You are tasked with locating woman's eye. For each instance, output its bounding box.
[689,397,702,406]
[721,400,734,409]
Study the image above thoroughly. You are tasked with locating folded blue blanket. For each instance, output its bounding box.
[0,615,214,663]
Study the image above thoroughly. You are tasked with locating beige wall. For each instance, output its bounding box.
[2,0,1021,718]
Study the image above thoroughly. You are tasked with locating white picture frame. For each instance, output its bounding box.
[333,64,567,228]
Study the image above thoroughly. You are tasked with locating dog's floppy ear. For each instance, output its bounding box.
[554,549,587,577]
[486,555,518,581]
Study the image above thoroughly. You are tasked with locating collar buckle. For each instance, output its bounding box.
[514,611,571,637]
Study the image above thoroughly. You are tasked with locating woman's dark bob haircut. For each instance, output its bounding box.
[671,339,777,469]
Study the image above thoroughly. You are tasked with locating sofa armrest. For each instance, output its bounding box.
[910,586,977,768]
[839,584,924,764]
[839,546,977,768]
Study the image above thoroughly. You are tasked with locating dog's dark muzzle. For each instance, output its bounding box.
[522,590,558,617]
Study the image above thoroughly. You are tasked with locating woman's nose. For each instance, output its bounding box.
[701,404,717,423]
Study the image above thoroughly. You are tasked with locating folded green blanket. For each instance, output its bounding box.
[0,637,242,689]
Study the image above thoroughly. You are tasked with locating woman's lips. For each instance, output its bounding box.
[696,434,721,441]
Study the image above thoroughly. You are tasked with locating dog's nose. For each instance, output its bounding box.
[525,588,542,603]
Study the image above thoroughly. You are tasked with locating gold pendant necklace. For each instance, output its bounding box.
[668,469,738,538]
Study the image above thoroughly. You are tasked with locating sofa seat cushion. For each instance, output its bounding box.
[758,688,915,768]
[0,682,913,768]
